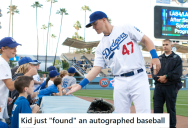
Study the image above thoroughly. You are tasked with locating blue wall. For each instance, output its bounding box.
[75,76,188,90]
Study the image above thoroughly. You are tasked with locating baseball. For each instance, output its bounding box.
[62,89,66,95]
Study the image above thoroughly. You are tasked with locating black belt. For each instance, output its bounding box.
[114,68,143,77]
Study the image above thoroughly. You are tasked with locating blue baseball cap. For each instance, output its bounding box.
[48,66,57,72]
[49,70,60,78]
[0,37,21,49]
[86,11,108,28]
[18,57,38,66]
[33,60,41,65]
[68,67,77,73]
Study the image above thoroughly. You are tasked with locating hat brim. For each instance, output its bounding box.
[86,20,96,28]
[29,62,40,65]
[8,42,21,48]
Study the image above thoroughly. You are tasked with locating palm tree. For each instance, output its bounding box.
[48,22,53,54]
[72,32,83,41]
[81,5,91,41]
[31,1,43,60]
[73,21,82,34]
[51,34,56,54]
[45,0,58,71]
[41,24,47,53]
[53,8,68,66]
[7,5,19,37]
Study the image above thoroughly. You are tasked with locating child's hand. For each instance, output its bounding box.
[31,92,39,99]
[32,104,40,113]
[7,97,13,105]
[52,93,55,96]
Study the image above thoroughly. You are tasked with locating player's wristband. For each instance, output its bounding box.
[79,78,89,88]
[150,49,158,59]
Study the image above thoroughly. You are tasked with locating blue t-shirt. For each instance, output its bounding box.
[11,96,32,128]
[0,121,9,128]
[38,84,59,98]
[34,80,46,92]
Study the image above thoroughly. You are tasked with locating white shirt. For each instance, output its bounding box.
[47,80,54,87]
[0,56,12,119]
[94,24,145,75]
[33,73,41,89]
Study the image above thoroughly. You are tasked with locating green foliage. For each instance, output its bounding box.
[62,60,69,70]
[31,1,43,8]
[56,8,68,15]
[7,5,19,15]
[73,21,82,30]
[81,5,91,11]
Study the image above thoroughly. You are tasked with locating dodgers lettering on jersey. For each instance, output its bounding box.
[102,32,128,60]
[94,24,146,75]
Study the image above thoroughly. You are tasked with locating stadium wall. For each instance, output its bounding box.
[75,76,188,90]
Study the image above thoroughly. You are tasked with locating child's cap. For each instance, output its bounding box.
[18,57,38,66]
[49,70,60,78]
[68,67,77,73]
[48,66,57,72]
[0,37,21,49]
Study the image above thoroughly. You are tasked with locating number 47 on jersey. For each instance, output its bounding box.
[122,41,134,55]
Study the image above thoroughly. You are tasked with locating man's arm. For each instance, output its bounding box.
[33,80,43,85]
[66,66,102,95]
[166,57,182,81]
[141,35,161,74]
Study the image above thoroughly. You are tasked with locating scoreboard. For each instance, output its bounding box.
[154,6,188,40]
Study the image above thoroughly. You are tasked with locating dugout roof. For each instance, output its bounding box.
[62,38,188,53]
[62,38,100,49]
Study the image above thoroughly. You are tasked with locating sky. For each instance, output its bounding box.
[0,0,188,57]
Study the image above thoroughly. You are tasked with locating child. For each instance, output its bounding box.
[0,37,21,120]
[37,77,63,106]
[11,76,39,128]
[60,70,68,79]
[46,70,60,87]
[62,67,77,95]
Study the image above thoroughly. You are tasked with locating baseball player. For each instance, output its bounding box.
[66,11,161,113]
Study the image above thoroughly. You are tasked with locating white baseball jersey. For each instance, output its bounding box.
[0,56,12,119]
[94,24,145,75]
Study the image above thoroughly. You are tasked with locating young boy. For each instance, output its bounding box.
[62,67,77,95]
[46,70,60,87]
[11,76,39,128]
[36,77,63,106]
[0,37,21,120]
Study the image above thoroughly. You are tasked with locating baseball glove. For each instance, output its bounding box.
[87,98,114,113]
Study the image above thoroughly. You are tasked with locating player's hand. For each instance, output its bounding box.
[150,58,161,75]
[66,84,82,95]
[25,67,37,76]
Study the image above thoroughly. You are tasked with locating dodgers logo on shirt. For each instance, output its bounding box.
[63,78,68,88]
[100,78,109,88]
[102,32,128,60]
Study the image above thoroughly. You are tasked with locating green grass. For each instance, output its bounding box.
[73,90,188,117]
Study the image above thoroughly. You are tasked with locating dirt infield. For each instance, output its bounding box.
[77,96,188,128]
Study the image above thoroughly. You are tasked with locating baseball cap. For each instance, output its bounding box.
[18,57,38,66]
[68,67,77,73]
[33,60,41,65]
[0,37,21,49]
[48,66,57,72]
[49,70,60,78]
[86,11,108,28]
